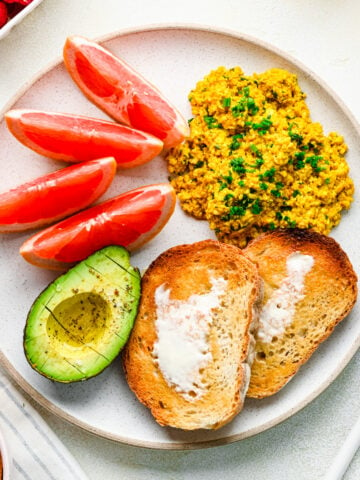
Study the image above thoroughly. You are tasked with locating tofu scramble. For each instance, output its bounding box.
[166,67,354,247]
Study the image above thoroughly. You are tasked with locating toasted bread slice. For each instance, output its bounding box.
[123,239,262,430]
[244,229,358,399]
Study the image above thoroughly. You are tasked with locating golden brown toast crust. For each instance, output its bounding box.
[123,239,262,430]
[244,229,358,398]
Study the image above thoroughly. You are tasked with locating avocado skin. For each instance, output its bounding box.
[24,245,141,383]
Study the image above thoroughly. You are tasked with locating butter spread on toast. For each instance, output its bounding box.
[257,252,314,343]
[152,277,227,401]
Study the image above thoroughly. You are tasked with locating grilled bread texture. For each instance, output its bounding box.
[244,229,357,399]
[123,239,262,430]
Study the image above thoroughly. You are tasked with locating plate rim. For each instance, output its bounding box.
[0,23,359,450]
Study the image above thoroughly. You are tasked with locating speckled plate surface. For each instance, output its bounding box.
[0,25,359,449]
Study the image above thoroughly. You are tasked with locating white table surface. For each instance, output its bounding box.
[0,0,359,478]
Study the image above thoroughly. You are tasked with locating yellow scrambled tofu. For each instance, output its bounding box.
[166,67,354,246]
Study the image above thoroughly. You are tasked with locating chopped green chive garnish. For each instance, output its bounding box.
[203,115,222,129]
[251,199,262,214]
[251,117,273,134]
[222,97,231,108]
[229,205,246,216]
[259,167,276,182]
[229,134,243,151]
[230,157,246,174]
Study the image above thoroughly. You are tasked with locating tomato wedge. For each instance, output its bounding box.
[5,109,163,168]
[63,36,189,148]
[20,183,176,270]
[0,157,116,233]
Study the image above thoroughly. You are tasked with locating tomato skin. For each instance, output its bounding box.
[5,109,163,168]
[20,183,176,270]
[0,157,116,232]
[63,36,189,148]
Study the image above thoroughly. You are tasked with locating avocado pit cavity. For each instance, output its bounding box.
[46,292,111,348]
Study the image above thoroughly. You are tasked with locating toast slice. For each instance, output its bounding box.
[122,239,262,430]
[244,229,357,399]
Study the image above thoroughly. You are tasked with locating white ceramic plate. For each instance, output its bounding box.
[0,25,359,450]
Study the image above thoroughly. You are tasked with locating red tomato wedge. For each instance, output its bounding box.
[20,183,176,270]
[5,109,163,168]
[63,36,190,148]
[0,157,116,233]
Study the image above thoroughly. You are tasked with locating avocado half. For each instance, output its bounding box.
[24,246,141,383]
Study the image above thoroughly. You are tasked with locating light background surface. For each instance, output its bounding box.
[0,0,359,478]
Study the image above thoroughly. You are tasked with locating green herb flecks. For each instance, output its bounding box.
[292,151,306,170]
[203,115,223,129]
[290,151,326,173]
[284,216,297,228]
[259,167,276,183]
[218,172,233,191]
[251,198,263,214]
[224,194,263,219]
[223,193,235,205]
[248,116,273,135]
[248,145,264,167]
[222,97,231,108]
[306,155,325,173]
[230,157,247,175]
[229,134,244,151]
[229,205,246,217]
[231,87,259,118]
[288,123,304,146]
[194,161,204,169]
[250,144,263,158]
[271,189,282,198]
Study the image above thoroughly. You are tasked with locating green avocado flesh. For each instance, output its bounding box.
[24,246,141,383]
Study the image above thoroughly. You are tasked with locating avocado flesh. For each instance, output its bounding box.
[24,246,141,382]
